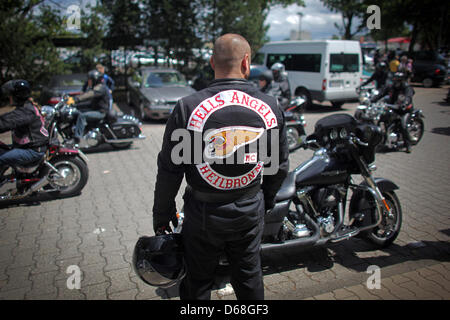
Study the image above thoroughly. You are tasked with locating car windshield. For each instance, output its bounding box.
[50,75,86,87]
[145,71,186,88]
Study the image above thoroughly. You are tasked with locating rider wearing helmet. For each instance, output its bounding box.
[71,69,110,142]
[371,72,415,153]
[0,80,49,173]
[270,62,291,109]
[359,61,389,89]
[258,69,273,94]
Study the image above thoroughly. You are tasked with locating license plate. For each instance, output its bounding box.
[329,80,343,88]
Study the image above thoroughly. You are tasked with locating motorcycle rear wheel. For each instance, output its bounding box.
[46,156,89,197]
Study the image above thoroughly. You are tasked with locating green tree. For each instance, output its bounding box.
[0,0,66,85]
[366,0,409,51]
[144,0,203,74]
[320,0,366,40]
[78,3,109,72]
[200,0,305,53]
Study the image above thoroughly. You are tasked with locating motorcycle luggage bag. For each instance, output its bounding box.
[109,122,140,139]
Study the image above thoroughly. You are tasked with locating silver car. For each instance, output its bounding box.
[127,67,195,120]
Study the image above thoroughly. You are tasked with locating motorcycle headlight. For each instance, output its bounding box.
[41,105,55,119]
[330,129,338,140]
[339,128,348,139]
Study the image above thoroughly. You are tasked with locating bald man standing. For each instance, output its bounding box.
[152,34,289,300]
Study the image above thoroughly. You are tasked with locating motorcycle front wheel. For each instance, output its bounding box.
[286,127,304,151]
[364,191,402,248]
[406,116,424,145]
[46,156,89,197]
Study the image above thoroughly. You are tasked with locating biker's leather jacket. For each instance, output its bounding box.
[371,82,415,106]
[361,69,388,89]
[271,77,291,109]
[0,100,49,149]
[153,78,289,230]
[75,83,110,113]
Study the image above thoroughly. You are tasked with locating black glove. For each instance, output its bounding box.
[153,209,178,235]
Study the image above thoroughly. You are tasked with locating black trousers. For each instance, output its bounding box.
[179,193,265,300]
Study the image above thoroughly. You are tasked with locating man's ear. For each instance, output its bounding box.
[210,56,215,71]
[241,53,250,78]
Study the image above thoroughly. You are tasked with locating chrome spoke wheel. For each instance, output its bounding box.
[371,192,401,243]
[49,160,81,190]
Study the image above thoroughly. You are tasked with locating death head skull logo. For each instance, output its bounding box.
[204,126,264,159]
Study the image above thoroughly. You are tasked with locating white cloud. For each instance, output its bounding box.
[266,0,360,41]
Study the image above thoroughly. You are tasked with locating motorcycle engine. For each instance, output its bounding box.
[386,130,398,149]
[313,188,340,236]
[82,129,101,147]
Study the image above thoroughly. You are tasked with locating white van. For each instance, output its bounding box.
[254,40,363,108]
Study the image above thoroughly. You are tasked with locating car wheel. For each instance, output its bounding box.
[422,78,433,88]
[126,91,132,105]
[331,101,344,108]
[138,102,147,121]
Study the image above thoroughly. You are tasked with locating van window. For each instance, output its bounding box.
[330,54,359,72]
[267,53,321,73]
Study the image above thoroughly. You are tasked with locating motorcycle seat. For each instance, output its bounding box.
[275,171,297,202]
[15,156,45,173]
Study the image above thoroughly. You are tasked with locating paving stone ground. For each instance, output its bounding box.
[0,85,449,300]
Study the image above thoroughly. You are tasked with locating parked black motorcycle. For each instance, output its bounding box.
[284,97,307,152]
[41,96,145,151]
[0,128,89,203]
[177,114,402,253]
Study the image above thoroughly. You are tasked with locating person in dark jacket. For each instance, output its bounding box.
[70,69,110,142]
[371,72,415,153]
[152,33,289,300]
[0,80,49,172]
[270,62,291,109]
[81,64,115,94]
[258,69,274,94]
[360,61,389,89]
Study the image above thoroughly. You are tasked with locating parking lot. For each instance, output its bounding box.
[0,85,449,300]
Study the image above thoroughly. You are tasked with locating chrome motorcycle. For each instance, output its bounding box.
[41,96,145,151]
[377,101,425,151]
[0,127,89,203]
[177,114,402,253]
[354,87,385,125]
[285,97,307,152]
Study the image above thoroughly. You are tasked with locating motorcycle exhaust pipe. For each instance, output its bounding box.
[261,206,321,254]
[104,134,146,143]
[6,177,49,201]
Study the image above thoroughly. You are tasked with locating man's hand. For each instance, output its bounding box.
[153,209,178,235]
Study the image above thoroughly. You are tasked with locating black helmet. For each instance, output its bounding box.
[1,79,31,102]
[87,69,103,84]
[133,234,185,288]
[392,72,405,87]
[259,70,273,83]
[376,61,387,70]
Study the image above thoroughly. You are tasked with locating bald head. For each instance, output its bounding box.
[210,33,251,79]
